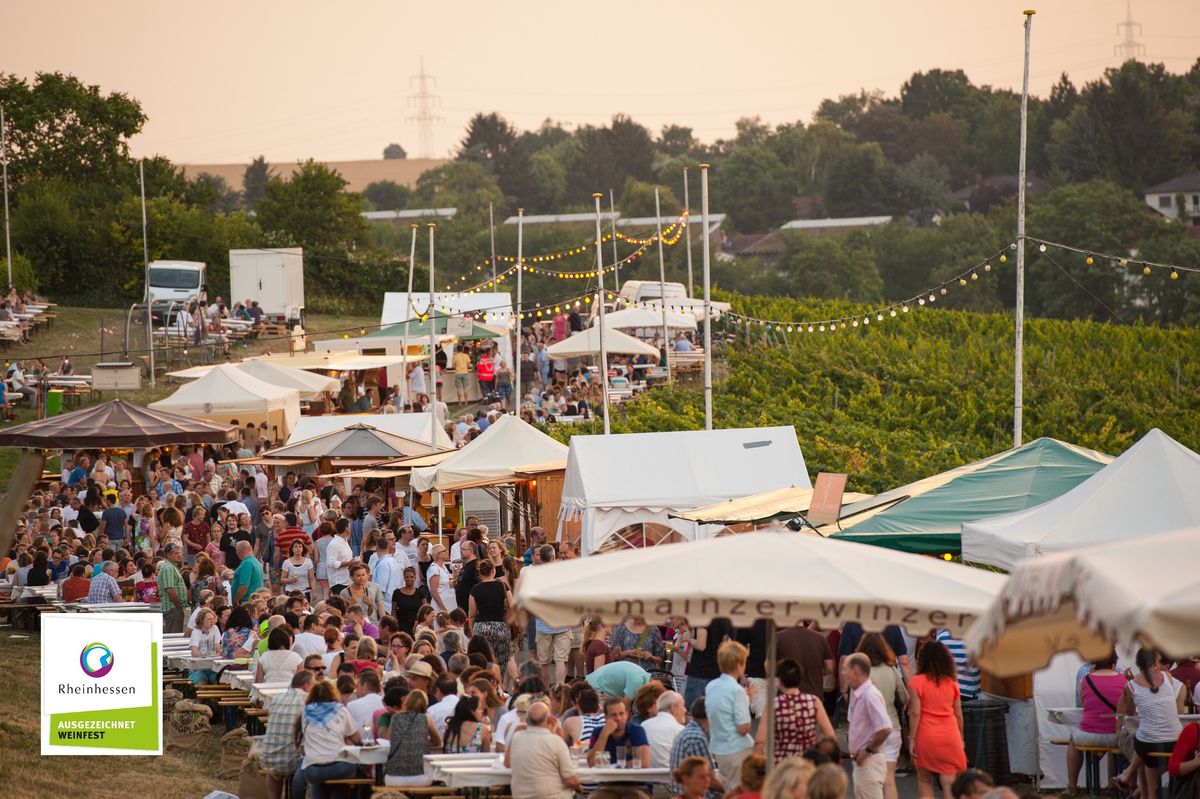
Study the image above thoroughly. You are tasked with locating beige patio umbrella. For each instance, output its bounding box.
[965,526,1200,677]
[515,530,1004,764]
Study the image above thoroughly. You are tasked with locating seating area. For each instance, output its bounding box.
[0,301,57,346]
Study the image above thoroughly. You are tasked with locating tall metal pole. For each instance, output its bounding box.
[683,167,695,298]
[427,223,438,452]
[593,193,611,435]
[700,165,713,430]
[514,208,524,414]
[1,106,12,289]
[140,159,155,387]
[1014,10,1035,447]
[488,203,498,289]
[654,187,671,384]
[400,223,418,408]
[608,189,620,293]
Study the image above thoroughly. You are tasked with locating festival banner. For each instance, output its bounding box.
[41,613,162,755]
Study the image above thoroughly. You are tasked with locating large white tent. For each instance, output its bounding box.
[150,363,301,439]
[546,326,660,359]
[287,413,452,449]
[962,428,1200,570]
[561,426,810,555]
[590,306,697,331]
[410,415,568,491]
[166,360,338,400]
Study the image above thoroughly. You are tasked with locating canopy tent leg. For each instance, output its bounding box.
[766,618,777,767]
[0,449,46,555]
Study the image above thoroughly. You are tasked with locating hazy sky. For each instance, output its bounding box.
[8,1,1199,164]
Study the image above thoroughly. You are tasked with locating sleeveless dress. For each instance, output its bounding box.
[773,691,820,762]
[445,722,484,753]
[911,674,967,774]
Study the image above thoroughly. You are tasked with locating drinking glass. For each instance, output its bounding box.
[614,746,626,769]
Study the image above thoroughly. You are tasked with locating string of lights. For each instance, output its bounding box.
[1027,237,1198,278]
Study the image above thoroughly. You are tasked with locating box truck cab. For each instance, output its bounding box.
[148,260,206,306]
[229,248,305,324]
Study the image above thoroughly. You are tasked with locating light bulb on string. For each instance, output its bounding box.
[971,272,978,280]
[940,288,947,295]
[876,313,883,321]
[808,326,814,333]
[902,305,909,313]
[918,298,926,306]
[959,278,967,286]
[1000,254,1007,264]
[819,324,826,332]
[852,320,859,327]
[1038,243,1047,253]
[984,263,991,272]
[1086,255,1094,266]
[890,309,897,317]
[1171,271,1179,280]
[1143,265,1152,276]
[863,317,870,325]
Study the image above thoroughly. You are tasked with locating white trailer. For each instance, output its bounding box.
[229,248,305,324]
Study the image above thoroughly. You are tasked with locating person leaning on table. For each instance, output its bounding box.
[505,700,583,799]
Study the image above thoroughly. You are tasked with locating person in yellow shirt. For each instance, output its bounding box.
[452,349,472,404]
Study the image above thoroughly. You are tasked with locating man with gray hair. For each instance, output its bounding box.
[231,539,264,605]
[86,561,124,605]
[846,652,892,799]
[642,690,687,768]
[157,542,188,633]
[505,700,582,799]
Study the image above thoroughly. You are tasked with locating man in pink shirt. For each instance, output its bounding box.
[846,652,893,799]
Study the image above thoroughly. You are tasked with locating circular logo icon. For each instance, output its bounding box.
[201,402,213,413]
[80,642,114,678]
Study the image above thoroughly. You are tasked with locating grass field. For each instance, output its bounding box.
[0,633,238,798]
[0,308,377,492]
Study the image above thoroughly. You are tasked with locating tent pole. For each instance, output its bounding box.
[592,193,611,435]
[766,618,778,767]
[400,223,418,409]
[427,223,438,453]
[515,208,524,417]
[654,187,671,384]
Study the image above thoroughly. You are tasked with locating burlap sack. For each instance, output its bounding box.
[162,688,184,720]
[219,727,251,780]
[167,699,213,752]
[237,740,269,799]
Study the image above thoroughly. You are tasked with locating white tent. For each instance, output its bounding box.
[287,413,452,449]
[546,326,660,359]
[167,360,337,400]
[149,363,301,439]
[590,306,696,331]
[410,415,568,491]
[380,292,513,326]
[561,426,810,555]
[962,428,1200,570]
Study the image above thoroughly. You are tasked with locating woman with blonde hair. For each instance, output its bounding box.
[763,756,816,799]
[298,489,321,535]
[673,755,714,799]
[806,763,849,799]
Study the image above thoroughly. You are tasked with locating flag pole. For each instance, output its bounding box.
[1014,9,1035,447]
[514,208,524,415]
[700,164,712,430]
[654,187,671,384]
[683,167,695,298]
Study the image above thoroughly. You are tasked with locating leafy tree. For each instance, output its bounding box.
[458,112,534,206]
[658,125,698,157]
[618,179,681,218]
[185,172,241,214]
[734,116,771,148]
[900,69,978,119]
[0,71,145,186]
[242,156,272,210]
[566,115,656,202]
[383,143,407,159]
[412,161,504,222]
[824,143,893,217]
[969,93,1022,177]
[712,147,793,233]
[777,235,883,301]
[363,180,411,211]
[892,153,953,225]
[529,147,571,211]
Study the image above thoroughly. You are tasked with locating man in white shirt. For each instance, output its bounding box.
[642,690,687,769]
[325,517,356,595]
[428,673,460,736]
[369,536,405,613]
[254,466,268,499]
[504,701,582,799]
[345,668,385,734]
[291,614,327,659]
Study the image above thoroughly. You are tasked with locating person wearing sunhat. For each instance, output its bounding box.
[406,660,436,694]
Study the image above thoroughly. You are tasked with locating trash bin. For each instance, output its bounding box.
[963,699,1010,783]
[46,389,64,416]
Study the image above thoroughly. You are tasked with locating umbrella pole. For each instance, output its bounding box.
[766,618,777,767]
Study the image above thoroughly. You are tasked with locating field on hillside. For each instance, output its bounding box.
[0,634,236,798]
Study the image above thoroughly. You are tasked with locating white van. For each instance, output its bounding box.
[148,260,206,306]
[618,279,690,304]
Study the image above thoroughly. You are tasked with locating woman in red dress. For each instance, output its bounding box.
[908,641,967,799]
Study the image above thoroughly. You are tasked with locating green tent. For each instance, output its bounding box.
[831,438,1112,555]
[369,317,500,341]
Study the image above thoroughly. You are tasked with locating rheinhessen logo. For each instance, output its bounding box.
[80,643,114,678]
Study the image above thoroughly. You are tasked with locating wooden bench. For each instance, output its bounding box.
[326,777,375,799]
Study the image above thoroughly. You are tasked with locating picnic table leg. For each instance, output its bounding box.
[1085,751,1098,797]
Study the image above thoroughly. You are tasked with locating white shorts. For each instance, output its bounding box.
[882,728,902,762]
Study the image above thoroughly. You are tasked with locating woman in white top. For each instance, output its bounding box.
[297,489,321,535]
[426,544,457,613]
[188,608,222,685]
[280,539,317,598]
[255,627,304,684]
[1117,648,1185,799]
[297,679,362,794]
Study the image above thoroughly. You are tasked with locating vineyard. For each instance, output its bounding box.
[548,291,1200,494]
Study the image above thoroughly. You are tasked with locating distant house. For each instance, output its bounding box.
[1144,172,1200,226]
[952,174,1049,212]
[720,216,893,263]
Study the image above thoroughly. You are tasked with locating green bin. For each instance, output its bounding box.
[46,389,64,416]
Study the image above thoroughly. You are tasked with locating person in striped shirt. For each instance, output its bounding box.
[935,628,981,700]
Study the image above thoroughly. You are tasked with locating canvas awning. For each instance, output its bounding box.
[410,415,569,492]
[148,363,302,438]
[167,360,338,400]
[830,438,1112,555]
[0,399,238,449]
[591,306,697,331]
[670,485,874,525]
[965,526,1200,676]
[262,422,437,460]
[247,351,414,371]
[962,429,1200,569]
[287,413,452,450]
[546,326,660,358]
[370,317,500,341]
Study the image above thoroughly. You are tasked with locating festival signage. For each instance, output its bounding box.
[41,613,162,755]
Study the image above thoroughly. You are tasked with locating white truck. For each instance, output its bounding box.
[229,248,305,324]
[617,279,731,319]
[148,260,206,306]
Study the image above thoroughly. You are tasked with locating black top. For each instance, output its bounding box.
[687,618,733,680]
[391,588,424,635]
[737,619,770,679]
[454,559,479,610]
[76,506,99,535]
[27,565,51,587]
[469,579,507,623]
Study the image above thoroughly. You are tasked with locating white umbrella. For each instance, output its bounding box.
[546,326,660,358]
[516,531,1004,765]
[965,526,1200,677]
[515,530,1005,632]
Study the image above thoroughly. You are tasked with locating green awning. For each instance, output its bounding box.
[832,438,1112,555]
[369,317,499,340]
